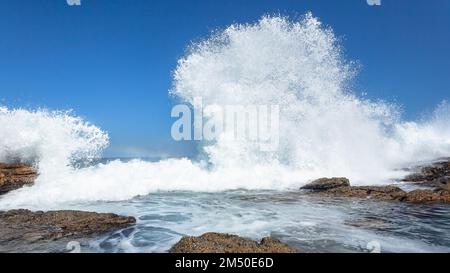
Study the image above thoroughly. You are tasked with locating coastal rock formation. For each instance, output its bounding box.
[402,159,450,187]
[433,177,450,191]
[300,177,350,191]
[170,232,297,253]
[302,178,450,203]
[0,163,37,195]
[404,189,450,203]
[0,209,136,245]
[319,185,408,201]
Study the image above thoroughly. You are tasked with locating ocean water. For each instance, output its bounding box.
[1,14,450,252]
[16,187,450,253]
[86,190,450,253]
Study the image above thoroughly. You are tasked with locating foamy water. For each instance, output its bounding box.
[4,190,450,253]
[0,14,449,209]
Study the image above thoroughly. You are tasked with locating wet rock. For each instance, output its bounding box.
[301,177,350,191]
[0,209,136,246]
[432,177,450,191]
[402,159,450,183]
[404,189,450,204]
[318,185,408,201]
[170,232,297,253]
[308,184,450,204]
[344,217,392,230]
[0,163,37,195]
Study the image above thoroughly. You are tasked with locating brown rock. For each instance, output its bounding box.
[404,189,450,203]
[170,232,297,253]
[321,185,408,201]
[308,183,450,204]
[301,177,350,191]
[0,209,136,245]
[0,163,37,194]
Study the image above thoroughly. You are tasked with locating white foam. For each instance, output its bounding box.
[0,108,108,167]
[172,13,449,183]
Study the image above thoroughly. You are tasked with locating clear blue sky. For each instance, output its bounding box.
[1,0,449,157]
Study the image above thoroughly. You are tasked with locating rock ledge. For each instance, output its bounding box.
[0,163,37,194]
[302,178,450,203]
[0,209,136,244]
[170,232,297,253]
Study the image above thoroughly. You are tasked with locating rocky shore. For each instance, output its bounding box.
[0,159,449,253]
[170,232,297,253]
[0,209,135,245]
[301,178,450,203]
[0,163,136,252]
[299,159,450,204]
[402,159,450,183]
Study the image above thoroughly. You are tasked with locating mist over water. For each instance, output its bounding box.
[1,14,450,208]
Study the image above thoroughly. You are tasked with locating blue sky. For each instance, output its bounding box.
[0,0,449,157]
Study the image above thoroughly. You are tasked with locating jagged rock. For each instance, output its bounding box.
[301,177,350,191]
[0,163,37,194]
[170,232,297,253]
[0,209,136,246]
[433,177,450,191]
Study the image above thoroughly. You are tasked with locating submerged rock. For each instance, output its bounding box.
[301,177,350,191]
[344,217,392,231]
[0,209,136,247]
[0,163,37,195]
[170,232,297,253]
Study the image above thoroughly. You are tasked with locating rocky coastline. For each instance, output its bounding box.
[0,163,136,252]
[0,158,449,253]
[0,209,136,252]
[301,178,450,203]
[299,158,450,204]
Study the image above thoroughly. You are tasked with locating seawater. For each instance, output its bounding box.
[1,13,450,253]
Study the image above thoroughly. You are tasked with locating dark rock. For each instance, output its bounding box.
[170,232,297,253]
[301,177,350,191]
[0,209,136,246]
[432,177,450,191]
[402,160,450,183]
[0,163,37,195]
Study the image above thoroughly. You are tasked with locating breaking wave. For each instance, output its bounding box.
[0,14,449,207]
